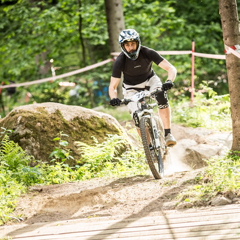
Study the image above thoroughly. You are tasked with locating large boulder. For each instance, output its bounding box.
[0,102,129,164]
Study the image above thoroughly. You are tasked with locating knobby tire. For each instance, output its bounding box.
[139,116,164,179]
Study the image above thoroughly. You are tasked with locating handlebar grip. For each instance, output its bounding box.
[121,99,132,105]
[150,88,162,96]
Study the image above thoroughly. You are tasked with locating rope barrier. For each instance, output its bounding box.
[225,45,240,58]
[111,50,226,59]
[192,52,226,59]
[1,45,239,90]
[0,58,113,89]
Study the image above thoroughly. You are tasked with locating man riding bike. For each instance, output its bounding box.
[109,29,177,147]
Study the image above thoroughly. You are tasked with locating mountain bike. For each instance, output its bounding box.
[121,88,168,179]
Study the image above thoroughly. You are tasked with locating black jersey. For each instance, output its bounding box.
[112,46,164,85]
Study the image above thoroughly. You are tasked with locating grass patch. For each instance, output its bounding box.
[178,152,240,206]
[95,105,132,122]
[75,134,148,180]
[172,83,231,131]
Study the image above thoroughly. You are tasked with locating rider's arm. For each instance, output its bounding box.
[158,59,177,82]
[109,76,121,99]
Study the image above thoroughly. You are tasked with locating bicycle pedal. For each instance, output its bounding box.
[167,142,176,147]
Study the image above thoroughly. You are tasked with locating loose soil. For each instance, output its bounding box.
[4,124,233,226]
[14,170,202,225]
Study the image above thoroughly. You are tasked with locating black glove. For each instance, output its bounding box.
[162,80,174,91]
[110,98,121,106]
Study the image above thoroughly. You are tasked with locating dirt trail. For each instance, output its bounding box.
[11,169,201,225]
[3,166,240,240]
[2,124,233,227]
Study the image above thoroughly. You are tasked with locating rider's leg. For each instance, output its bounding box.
[148,75,170,129]
[159,106,171,130]
[159,107,176,147]
[147,75,177,147]
[155,90,177,147]
[159,106,176,144]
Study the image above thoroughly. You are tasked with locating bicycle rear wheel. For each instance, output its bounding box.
[139,116,164,179]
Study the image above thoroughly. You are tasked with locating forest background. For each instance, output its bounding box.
[0,0,236,115]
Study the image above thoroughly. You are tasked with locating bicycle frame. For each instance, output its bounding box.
[125,90,160,134]
[121,89,166,179]
[135,106,161,149]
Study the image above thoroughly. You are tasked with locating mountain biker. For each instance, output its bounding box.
[109,29,177,147]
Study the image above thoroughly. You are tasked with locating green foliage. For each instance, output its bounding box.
[204,153,240,193]
[76,134,147,180]
[124,0,227,95]
[0,136,32,171]
[0,0,107,78]
[0,171,26,225]
[178,152,240,205]
[39,162,75,184]
[0,0,231,115]
[172,82,231,131]
[0,132,30,224]
[49,132,74,163]
[0,0,110,115]
[0,131,147,225]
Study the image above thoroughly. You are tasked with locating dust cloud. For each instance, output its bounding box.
[164,145,192,176]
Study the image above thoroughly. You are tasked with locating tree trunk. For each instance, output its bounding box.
[219,0,240,152]
[78,0,86,66]
[104,0,125,53]
[104,0,125,98]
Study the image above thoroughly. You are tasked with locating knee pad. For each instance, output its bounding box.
[155,91,169,109]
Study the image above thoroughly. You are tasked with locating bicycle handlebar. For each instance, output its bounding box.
[120,87,163,105]
[150,88,162,95]
[120,99,132,105]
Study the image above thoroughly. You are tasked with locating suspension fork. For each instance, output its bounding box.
[141,99,161,149]
[150,116,161,149]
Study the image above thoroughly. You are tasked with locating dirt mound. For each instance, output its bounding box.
[15,170,201,224]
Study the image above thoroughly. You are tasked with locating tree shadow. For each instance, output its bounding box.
[4,173,238,239]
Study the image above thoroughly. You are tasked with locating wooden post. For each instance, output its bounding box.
[50,59,56,83]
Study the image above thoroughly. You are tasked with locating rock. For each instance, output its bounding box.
[172,124,215,144]
[172,124,232,148]
[205,133,233,149]
[211,196,232,206]
[232,198,240,203]
[176,201,194,209]
[190,144,226,158]
[184,144,229,169]
[224,190,236,199]
[171,124,232,170]
[0,102,130,164]
[183,148,207,169]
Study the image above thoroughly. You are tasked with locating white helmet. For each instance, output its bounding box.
[119,29,141,60]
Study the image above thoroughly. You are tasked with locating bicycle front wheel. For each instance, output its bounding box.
[139,116,164,179]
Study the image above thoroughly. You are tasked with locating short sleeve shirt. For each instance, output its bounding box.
[112,46,164,85]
